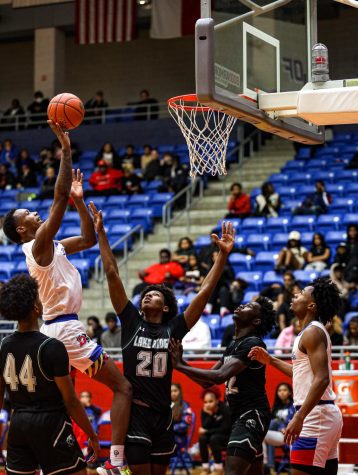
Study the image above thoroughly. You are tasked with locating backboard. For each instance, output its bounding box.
[196,0,325,144]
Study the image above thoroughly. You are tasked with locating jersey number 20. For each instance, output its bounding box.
[136,351,167,378]
[3,354,37,392]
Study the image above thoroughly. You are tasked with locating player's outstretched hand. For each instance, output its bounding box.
[87,434,100,462]
[47,120,71,151]
[248,346,270,365]
[70,168,84,201]
[284,413,304,446]
[88,201,104,233]
[169,338,184,368]
[211,221,235,255]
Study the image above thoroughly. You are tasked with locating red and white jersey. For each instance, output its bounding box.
[292,320,336,406]
[22,239,82,321]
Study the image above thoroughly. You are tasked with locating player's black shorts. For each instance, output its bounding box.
[227,408,271,463]
[6,410,87,475]
[125,403,175,465]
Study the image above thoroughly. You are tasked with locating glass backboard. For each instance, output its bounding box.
[196,0,325,144]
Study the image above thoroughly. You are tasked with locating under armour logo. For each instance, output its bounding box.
[246,419,256,429]
[66,435,75,447]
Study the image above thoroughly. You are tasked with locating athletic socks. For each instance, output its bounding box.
[110,445,125,466]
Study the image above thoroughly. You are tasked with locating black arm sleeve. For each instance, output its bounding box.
[40,339,69,378]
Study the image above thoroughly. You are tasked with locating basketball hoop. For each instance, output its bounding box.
[168,94,237,177]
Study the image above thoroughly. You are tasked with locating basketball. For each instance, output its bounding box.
[47,93,84,130]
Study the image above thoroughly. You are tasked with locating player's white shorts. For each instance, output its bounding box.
[41,314,104,374]
[291,403,343,468]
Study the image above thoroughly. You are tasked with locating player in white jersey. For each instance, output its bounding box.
[249,277,343,475]
[3,121,132,475]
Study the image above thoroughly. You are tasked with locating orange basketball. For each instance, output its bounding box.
[47,93,85,130]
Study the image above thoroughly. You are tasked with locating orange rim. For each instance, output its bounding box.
[167,94,214,112]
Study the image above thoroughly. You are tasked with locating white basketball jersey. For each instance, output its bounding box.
[22,239,82,321]
[292,320,336,406]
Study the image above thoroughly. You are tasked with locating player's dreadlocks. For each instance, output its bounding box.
[256,296,276,337]
[312,277,342,325]
[140,284,178,323]
[0,274,39,321]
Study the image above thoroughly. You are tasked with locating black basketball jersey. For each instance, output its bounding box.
[222,335,270,416]
[118,301,189,412]
[0,331,69,412]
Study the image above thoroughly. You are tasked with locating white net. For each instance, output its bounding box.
[168,96,237,177]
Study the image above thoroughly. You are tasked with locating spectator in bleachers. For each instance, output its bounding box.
[132,248,184,296]
[305,232,331,271]
[333,242,349,267]
[88,160,123,196]
[0,216,9,245]
[227,277,247,311]
[40,166,57,199]
[326,315,344,346]
[0,139,18,167]
[330,263,351,317]
[143,148,162,181]
[86,315,104,344]
[199,235,255,272]
[95,143,121,169]
[346,151,358,169]
[134,89,159,120]
[225,182,251,219]
[344,317,358,346]
[1,99,25,130]
[198,386,230,475]
[178,254,206,293]
[100,313,122,349]
[121,144,141,169]
[274,317,300,355]
[173,237,196,267]
[275,231,308,273]
[39,147,57,172]
[85,90,108,123]
[16,148,36,176]
[27,91,49,126]
[171,383,193,449]
[264,382,293,473]
[159,153,189,195]
[72,390,102,455]
[120,163,143,195]
[255,182,281,217]
[0,164,15,190]
[16,161,37,189]
[140,144,152,169]
[182,317,212,350]
[293,180,332,215]
[204,250,234,317]
[345,223,358,285]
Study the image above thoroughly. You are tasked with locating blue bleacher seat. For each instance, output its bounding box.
[0,201,16,213]
[236,271,263,291]
[295,148,311,160]
[281,160,305,171]
[194,236,211,251]
[68,258,91,287]
[81,150,97,160]
[18,200,41,211]
[245,234,271,252]
[266,217,290,233]
[85,196,107,208]
[0,262,15,281]
[201,315,221,339]
[61,226,81,239]
[329,198,355,213]
[343,213,358,226]
[105,195,128,209]
[325,184,344,197]
[289,172,311,186]
[228,253,253,272]
[290,215,316,232]
[325,231,347,245]
[271,233,289,251]
[293,270,319,285]
[151,193,174,218]
[235,235,247,248]
[275,186,297,200]
[108,225,134,249]
[13,261,28,275]
[127,194,150,209]
[221,314,234,329]
[78,160,94,171]
[346,183,358,197]
[107,209,131,226]
[280,200,301,216]
[242,291,258,303]
[1,189,18,199]
[130,208,154,233]
[213,219,241,235]
[300,232,314,246]
[310,171,335,183]
[269,173,289,185]
[241,217,266,234]
[263,271,283,286]
[297,184,315,196]
[142,180,162,193]
[176,295,191,312]
[316,214,341,231]
[62,211,81,226]
[335,170,358,183]
[254,251,279,272]
[0,246,16,262]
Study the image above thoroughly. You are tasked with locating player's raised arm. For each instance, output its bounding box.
[183,221,235,329]
[60,169,97,254]
[88,201,129,314]
[248,346,293,378]
[32,120,72,264]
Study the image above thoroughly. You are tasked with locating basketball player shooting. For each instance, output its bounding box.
[2,120,132,475]
[0,274,100,475]
[169,297,277,475]
[89,201,235,475]
[249,278,343,475]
